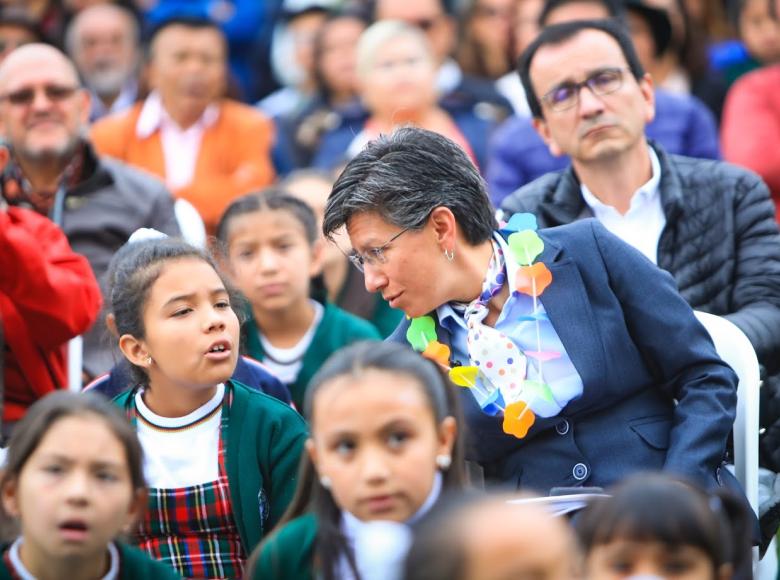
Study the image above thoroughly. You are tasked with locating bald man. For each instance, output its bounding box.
[65,4,141,121]
[405,494,583,580]
[0,44,180,379]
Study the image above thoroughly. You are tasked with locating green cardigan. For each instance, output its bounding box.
[251,513,317,580]
[244,302,381,409]
[114,380,308,554]
[0,542,182,579]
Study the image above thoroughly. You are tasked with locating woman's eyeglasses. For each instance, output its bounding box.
[347,228,410,273]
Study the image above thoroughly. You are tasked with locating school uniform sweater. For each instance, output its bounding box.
[251,513,317,580]
[0,542,182,579]
[244,303,381,409]
[113,380,308,553]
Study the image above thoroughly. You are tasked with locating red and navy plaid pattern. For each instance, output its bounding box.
[131,388,247,579]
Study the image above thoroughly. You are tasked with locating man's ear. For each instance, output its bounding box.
[639,72,656,125]
[532,117,563,157]
[118,334,151,370]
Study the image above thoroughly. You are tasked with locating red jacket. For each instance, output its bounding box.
[722,65,780,222]
[0,207,101,422]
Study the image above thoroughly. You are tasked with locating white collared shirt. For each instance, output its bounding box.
[580,146,665,264]
[136,91,220,189]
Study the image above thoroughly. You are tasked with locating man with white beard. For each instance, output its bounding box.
[65,4,140,122]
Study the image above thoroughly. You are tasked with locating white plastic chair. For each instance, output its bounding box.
[67,336,83,392]
[694,311,776,576]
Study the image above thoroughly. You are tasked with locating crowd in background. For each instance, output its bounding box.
[2,0,780,578]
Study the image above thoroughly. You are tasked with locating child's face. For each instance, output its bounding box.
[226,209,322,315]
[308,370,456,522]
[120,257,240,393]
[1,415,143,565]
[587,539,721,580]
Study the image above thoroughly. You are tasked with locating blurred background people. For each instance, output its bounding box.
[272,10,368,174]
[495,0,544,115]
[0,43,180,379]
[91,17,275,233]
[456,0,515,82]
[375,0,511,132]
[313,20,492,171]
[65,4,142,122]
[0,9,41,63]
[259,2,331,120]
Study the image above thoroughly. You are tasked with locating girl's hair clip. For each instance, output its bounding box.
[127,228,169,244]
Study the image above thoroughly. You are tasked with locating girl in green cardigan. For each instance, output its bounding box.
[0,391,181,580]
[108,237,307,578]
[216,189,381,410]
[247,341,467,580]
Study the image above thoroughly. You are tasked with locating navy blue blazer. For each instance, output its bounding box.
[390,219,738,493]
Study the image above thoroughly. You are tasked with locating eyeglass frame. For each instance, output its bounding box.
[0,84,81,107]
[344,227,411,273]
[539,67,631,113]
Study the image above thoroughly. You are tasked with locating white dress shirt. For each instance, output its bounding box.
[580,146,665,264]
[136,91,220,189]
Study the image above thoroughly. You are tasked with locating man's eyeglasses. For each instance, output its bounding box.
[540,67,628,112]
[347,228,410,273]
[0,84,79,107]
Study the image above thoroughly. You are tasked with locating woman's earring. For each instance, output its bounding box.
[443,249,455,262]
[435,454,452,470]
[320,475,332,489]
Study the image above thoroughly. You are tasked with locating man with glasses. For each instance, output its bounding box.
[486,0,720,206]
[0,43,180,379]
[500,19,780,550]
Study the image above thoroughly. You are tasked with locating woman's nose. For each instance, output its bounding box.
[363,263,388,293]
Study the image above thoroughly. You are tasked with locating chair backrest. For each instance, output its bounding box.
[693,311,760,515]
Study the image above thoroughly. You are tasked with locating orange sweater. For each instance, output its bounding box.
[91,99,275,233]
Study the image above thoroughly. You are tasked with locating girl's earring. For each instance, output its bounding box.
[320,475,332,490]
[444,249,455,262]
[146,356,153,366]
[435,454,452,470]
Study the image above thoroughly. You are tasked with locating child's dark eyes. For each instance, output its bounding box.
[172,307,192,317]
[95,470,119,483]
[334,440,356,456]
[42,464,64,475]
[215,300,231,309]
[387,431,410,448]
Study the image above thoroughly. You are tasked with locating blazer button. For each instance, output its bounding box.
[555,419,569,435]
[572,463,588,481]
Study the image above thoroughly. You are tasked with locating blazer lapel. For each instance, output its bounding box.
[537,236,606,414]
